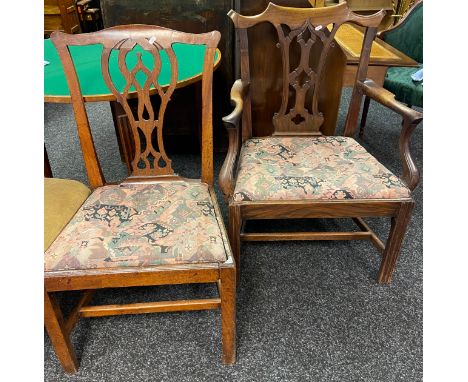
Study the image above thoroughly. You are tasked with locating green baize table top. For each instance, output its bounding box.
[44,38,220,102]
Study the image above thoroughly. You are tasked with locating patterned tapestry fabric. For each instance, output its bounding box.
[45,181,228,272]
[384,66,423,107]
[232,137,411,202]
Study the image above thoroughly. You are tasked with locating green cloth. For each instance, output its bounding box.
[383,3,423,63]
[382,2,423,107]
[44,39,219,98]
[384,66,423,107]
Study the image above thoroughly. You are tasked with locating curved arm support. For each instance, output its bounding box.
[219,79,249,201]
[357,79,423,191]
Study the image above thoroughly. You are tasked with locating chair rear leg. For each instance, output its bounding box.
[228,204,241,284]
[378,202,414,283]
[44,291,79,373]
[359,95,371,138]
[220,267,236,364]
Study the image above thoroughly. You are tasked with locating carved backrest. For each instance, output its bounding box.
[229,2,385,139]
[51,25,220,188]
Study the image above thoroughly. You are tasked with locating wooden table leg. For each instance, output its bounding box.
[343,65,389,138]
[109,101,133,173]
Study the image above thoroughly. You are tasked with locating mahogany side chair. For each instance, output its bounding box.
[219,2,423,284]
[45,25,236,373]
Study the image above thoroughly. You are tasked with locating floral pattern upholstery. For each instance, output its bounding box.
[233,136,410,202]
[45,181,228,272]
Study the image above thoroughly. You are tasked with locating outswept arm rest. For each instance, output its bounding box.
[357,79,423,191]
[219,79,249,201]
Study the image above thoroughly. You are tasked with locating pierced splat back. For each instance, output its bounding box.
[229,2,385,139]
[51,26,220,188]
[102,36,177,177]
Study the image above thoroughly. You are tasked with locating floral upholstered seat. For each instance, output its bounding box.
[232,136,411,202]
[45,181,228,272]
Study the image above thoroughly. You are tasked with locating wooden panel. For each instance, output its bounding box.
[100,0,233,151]
[45,266,220,292]
[45,0,81,34]
[44,5,61,15]
[45,16,63,32]
[237,0,346,136]
[336,24,399,60]
[334,23,417,66]
[240,200,402,219]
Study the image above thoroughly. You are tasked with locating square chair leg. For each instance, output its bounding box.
[220,267,236,364]
[228,205,242,284]
[44,291,79,373]
[378,202,414,283]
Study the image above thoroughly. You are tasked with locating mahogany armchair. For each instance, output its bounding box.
[45,26,236,373]
[220,2,422,284]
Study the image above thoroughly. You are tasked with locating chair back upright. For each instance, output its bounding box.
[51,26,221,189]
[381,0,423,63]
[229,2,385,140]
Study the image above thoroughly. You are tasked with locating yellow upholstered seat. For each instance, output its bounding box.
[44,178,91,251]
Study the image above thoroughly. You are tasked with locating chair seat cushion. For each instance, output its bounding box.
[44,178,91,251]
[233,136,411,202]
[384,66,423,107]
[45,181,228,272]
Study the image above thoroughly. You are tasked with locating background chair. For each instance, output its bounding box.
[220,2,422,285]
[360,0,423,137]
[45,25,235,373]
[44,146,91,251]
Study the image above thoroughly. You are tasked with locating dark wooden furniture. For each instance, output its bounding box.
[45,26,236,373]
[44,0,81,36]
[76,0,103,32]
[100,0,234,152]
[220,2,423,284]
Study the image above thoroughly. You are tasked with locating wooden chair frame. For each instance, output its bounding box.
[45,25,236,373]
[219,2,422,285]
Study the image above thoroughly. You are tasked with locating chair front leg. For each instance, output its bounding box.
[44,290,79,373]
[220,266,236,364]
[228,204,242,284]
[378,201,414,283]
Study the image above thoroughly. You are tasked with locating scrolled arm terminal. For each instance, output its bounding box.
[357,79,423,190]
[219,79,249,201]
